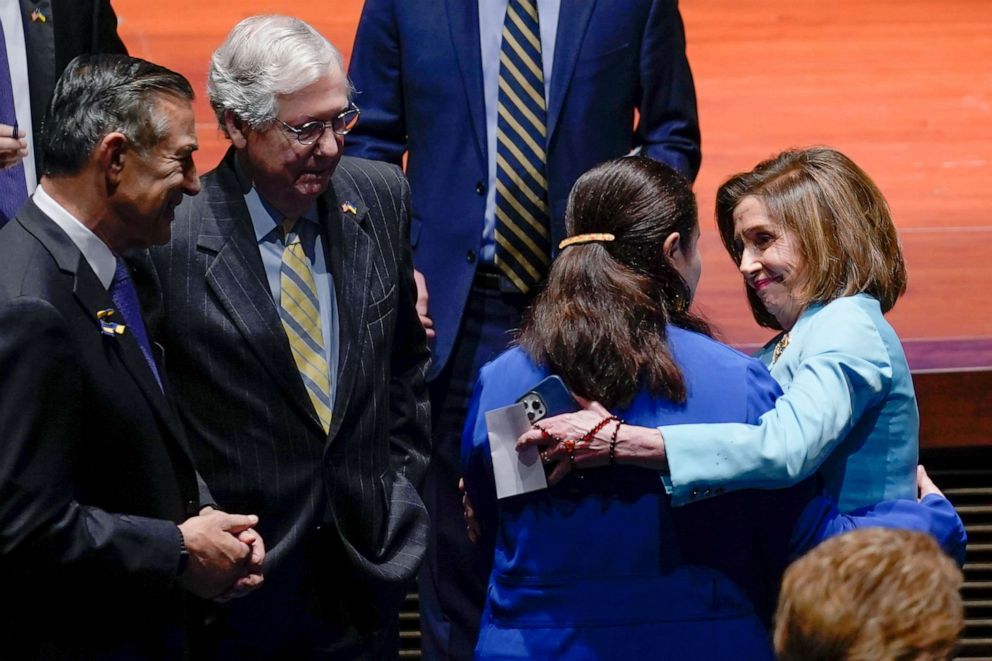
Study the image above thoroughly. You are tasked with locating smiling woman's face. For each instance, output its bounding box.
[733,195,807,331]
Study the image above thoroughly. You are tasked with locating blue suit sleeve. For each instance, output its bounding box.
[789,493,967,567]
[637,0,701,180]
[346,0,408,165]
[663,302,892,505]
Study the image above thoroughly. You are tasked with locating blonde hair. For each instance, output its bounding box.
[716,147,907,330]
[775,528,963,661]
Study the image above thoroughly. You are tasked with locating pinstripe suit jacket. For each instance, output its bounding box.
[146,150,431,647]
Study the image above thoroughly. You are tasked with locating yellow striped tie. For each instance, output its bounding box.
[494,0,551,293]
[280,218,332,433]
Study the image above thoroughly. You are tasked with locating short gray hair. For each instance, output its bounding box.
[208,15,350,133]
[41,54,194,176]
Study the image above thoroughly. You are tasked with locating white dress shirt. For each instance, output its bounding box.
[33,183,116,289]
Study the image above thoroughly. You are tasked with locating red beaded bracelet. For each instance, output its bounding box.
[581,415,619,447]
[608,419,624,465]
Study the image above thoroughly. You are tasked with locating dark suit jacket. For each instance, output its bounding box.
[20,0,127,177]
[346,0,701,378]
[147,151,431,652]
[0,201,202,659]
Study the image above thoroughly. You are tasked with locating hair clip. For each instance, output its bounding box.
[558,233,615,249]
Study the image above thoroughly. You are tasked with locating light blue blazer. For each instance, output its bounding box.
[663,294,918,511]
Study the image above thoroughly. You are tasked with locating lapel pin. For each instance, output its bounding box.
[341,202,357,215]
[30,8,47,22]
[97,308,126,336]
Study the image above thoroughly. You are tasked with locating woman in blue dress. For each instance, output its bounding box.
[464,157,964,660]
[528,148,921,512]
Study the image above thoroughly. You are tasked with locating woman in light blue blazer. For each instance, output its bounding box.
[527,148,919,513]
[467,158,964,660]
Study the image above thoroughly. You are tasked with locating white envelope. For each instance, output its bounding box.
[485,402,548,499]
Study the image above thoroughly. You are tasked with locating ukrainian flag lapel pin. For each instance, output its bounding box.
[97,308,126,336]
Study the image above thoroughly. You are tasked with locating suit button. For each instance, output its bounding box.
[466,250,476,263]
[703,488,712,497]
[475,181,487,196]
[715,487,725,495]
[689,488,698,499]
[186,500,197,515]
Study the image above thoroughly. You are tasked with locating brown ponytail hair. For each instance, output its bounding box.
[518,157,709,409]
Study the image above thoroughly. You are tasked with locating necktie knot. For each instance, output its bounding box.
[111,259,131,289]
[282,218,300,244]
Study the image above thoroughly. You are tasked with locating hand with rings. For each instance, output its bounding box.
[520,398,618,485]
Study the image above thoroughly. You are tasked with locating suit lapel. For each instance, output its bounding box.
[444,0,487,164]
[17,202,190,448]
[321,172,372,446]
[546,0,598,142]
[197,155,324,433]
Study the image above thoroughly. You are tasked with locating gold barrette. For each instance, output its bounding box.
[558,233,615,250]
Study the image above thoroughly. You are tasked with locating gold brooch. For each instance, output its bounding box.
[771,332,790,365]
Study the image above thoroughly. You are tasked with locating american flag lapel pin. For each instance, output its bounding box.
[341,202,357,215]
[30,8,47,22]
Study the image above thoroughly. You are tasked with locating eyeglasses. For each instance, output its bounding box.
[275,104,361,145]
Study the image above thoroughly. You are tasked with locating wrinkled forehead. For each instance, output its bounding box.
[274,65,350,120]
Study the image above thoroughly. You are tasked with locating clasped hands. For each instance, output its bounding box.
[177,507,266,602]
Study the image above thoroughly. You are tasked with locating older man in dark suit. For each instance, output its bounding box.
[0,54,263,660]
[147,15,431,659]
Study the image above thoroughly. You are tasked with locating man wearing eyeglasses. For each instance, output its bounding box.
[144,15,431,658]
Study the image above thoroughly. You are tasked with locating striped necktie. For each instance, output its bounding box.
[280,218,332,433]
[494,0,551,294]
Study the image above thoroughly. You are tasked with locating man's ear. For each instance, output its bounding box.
[224,111,249,149]
[98,132,129,186]
[663,231,682,263]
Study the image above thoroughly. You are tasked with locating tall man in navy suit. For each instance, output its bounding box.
[346,1,701,656]
[147,16,431,658]
[0,54,263,659]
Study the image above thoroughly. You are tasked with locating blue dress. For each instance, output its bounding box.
[462,327,964,660]
[662,294,918,511]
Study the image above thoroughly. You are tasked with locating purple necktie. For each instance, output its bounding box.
[110,259,162,390]
[0,17,28,226]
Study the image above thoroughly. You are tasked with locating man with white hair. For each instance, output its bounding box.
[146,15,431,658]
